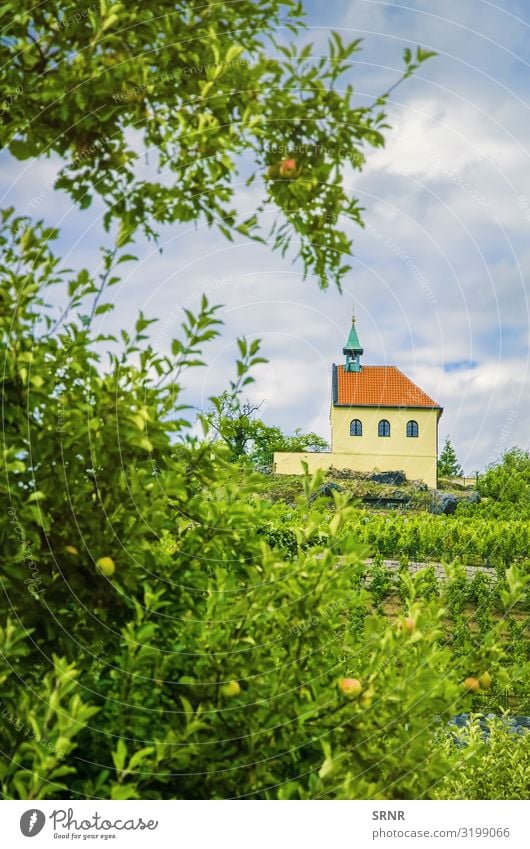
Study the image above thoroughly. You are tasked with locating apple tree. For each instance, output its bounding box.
[0,0,434,288]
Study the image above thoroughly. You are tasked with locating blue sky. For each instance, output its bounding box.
[2,0,529,473]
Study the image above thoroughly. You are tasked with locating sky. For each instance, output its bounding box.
[2,0,530,474]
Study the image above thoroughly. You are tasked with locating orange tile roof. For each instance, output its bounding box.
[334,365,441,409]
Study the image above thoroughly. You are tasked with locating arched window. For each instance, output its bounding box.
[350,419,362,436]
[378,419,391,437]
[406,420,419,438]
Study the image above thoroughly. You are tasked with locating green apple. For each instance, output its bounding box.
[220,680,241,697]
[96,556,115,577]
[478,671,492,690]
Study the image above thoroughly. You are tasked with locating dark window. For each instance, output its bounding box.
[378,419,391,437]
[406,420,419,438]
[350,419,362,436]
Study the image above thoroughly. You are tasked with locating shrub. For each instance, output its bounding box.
[436,717,530,800]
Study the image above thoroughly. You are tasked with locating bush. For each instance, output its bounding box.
[436,717,530,800]
[477,449,530,505]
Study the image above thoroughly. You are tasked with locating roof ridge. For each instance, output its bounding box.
[337,363,398,370]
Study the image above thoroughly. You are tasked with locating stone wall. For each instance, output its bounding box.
[365,558,494,581]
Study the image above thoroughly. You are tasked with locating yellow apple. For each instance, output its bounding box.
[220,680,241,697]
[96,556,115,577]
[478,671,492,690]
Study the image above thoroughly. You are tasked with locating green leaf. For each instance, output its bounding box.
[128,747,155,771]
[9,139,35,160]
[117,253,138,264]
[112,739,128,772]
[27,491,45,503]
[416,47,438,63]
[225,44,243,64]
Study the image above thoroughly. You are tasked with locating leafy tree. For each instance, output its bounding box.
[204,392,328,465]
[282,426,329,454]
[203,390,266,461]
[438,436,463,478]
[0,209,228,626]
[0,1,434,288]
[478,448,530,504]
[250,424,329,467]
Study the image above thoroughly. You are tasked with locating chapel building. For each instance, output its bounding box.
[273,316,443,488]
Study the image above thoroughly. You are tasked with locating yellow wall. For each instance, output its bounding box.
[332,405,438,456]
[273,450,438,488]
[274,405,441,488]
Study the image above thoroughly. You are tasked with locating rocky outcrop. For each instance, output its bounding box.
[430,490,481,514]
[451,713,530,738]
[368,471,407,485]
[310,481,344,501]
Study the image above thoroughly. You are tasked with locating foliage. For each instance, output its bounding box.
[477,448,530,504]
[249,473,304,503]
[203,390,265,461]
[1,4,527,802]
[262,501,530,567]
[436,718,530,800]
[250,425,329,468]
[0,1,434,288]
[0,620,98,799]
[438,436,463,478]
[1,209,230,633]
[3,212,529,800]
[204,391,328,466]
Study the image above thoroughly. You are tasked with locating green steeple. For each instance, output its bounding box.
[343,312,363,372]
